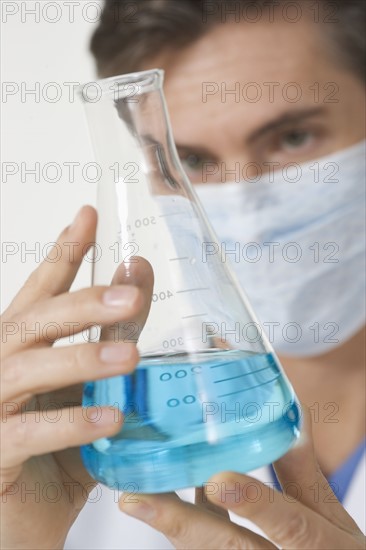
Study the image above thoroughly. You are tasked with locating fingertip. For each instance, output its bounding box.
[80,204,98,225]
[208,470,249,485]
[118,342,140,372]
[279,401,313,457]
[206,471,264,509]
[91,406,124,434]
[69,205,97,233]
[273,404,318,476]
[300,402,313,432]
[207,471,242,501]
[119,495,156,521]
[111,256,154,290]
[292,427,310,449]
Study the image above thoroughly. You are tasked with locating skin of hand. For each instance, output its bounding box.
[1,212,364,550]
[120,407,366,550]
[0,205,154,550]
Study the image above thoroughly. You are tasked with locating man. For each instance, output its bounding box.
[2,1,365,548]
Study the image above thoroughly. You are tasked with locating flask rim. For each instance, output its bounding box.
[77,68,164,102]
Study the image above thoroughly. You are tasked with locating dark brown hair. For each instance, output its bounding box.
[91,0,365,81]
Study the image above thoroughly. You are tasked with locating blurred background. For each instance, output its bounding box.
[1,1,102,310]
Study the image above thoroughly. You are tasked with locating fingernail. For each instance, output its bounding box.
[88,407,119,427]
[103,286,138,307]
[122,500,156,521]
[100,344,132,363]
[209,478,241,506]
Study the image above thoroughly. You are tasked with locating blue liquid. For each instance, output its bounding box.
[81,350,301,493]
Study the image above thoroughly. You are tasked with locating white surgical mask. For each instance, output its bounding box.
[194,140,366,357]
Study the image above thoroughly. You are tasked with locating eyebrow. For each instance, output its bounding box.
[247,106,326,143]
[175,106,326,157]
[175,144,219,160]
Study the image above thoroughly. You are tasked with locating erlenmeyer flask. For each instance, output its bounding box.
[79,69,301,493]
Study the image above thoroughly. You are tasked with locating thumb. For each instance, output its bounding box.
[101,256,154,343]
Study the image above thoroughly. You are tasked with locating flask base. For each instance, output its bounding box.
[81,407,300,493]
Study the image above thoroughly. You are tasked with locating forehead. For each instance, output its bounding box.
[149,19,337,143]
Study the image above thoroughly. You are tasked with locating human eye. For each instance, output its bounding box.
[179,151,217,184]
[259,123,326,166]
[278,128,313,152]
[181,153,206,171]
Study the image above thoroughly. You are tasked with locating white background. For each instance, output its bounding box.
[1,5,177,547]
[1,1,102,310]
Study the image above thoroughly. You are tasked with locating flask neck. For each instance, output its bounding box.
[80,69,190,194]
[111,70,182,191]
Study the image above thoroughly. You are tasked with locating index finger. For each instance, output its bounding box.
[273,405,361,533]
[207,472,358,549]
[120,492,276,550]
[2,205,97,320]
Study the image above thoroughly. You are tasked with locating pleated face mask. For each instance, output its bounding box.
[194,140,366,357]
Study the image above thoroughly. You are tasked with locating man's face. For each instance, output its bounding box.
[149,17,365,184]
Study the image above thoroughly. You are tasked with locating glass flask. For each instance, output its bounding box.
[79,69,301,493]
